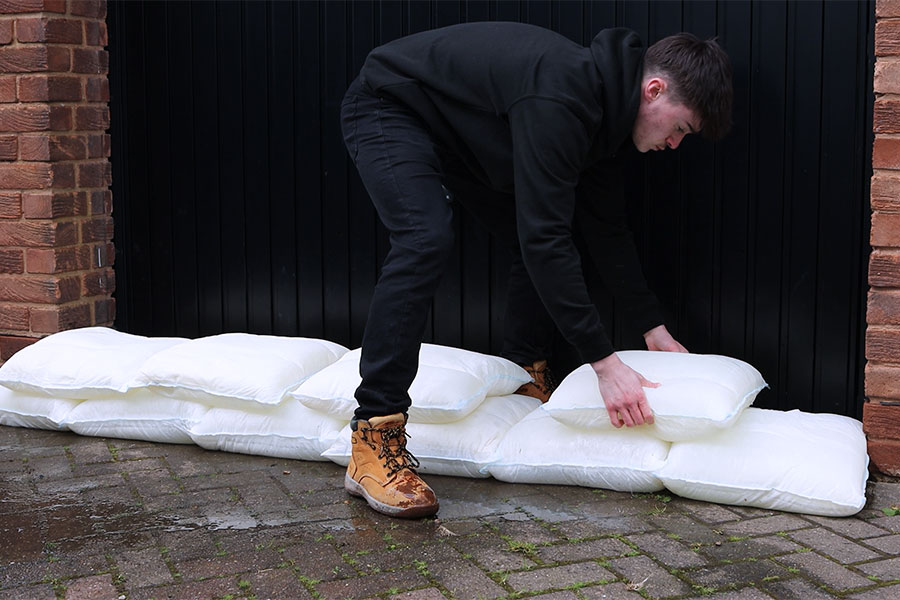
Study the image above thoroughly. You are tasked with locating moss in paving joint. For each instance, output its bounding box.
[297,574,324,600]
[666,533,681,540]
[692,584,717,595]
[726,535,748,542]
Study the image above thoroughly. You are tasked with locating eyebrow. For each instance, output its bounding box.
[685,121,698,134]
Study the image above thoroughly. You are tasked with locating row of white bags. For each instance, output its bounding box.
[0,327,870,516]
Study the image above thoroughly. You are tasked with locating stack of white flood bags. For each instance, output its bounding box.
[0,327,871,517]
[495,351,869,516]
[293,344,538,478]
[0,327,350,459]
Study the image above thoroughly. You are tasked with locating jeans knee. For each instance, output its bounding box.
[417,225,454,269]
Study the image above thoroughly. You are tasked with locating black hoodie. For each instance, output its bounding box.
[360,22,663,363]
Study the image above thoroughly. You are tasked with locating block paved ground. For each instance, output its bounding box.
[1,425,899,600]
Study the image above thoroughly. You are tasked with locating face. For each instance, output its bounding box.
[632,78,701,153]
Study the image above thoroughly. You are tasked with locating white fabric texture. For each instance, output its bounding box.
[0,327,184,398]
[63,390,209,444]
[322,394,541,478]
[655,408,869,517]
[136,333,348,408]
[543,352,767,441]
[0,386,81,430]
[291,345,531,424]
[488,407,670,492]
[189,399,345,461]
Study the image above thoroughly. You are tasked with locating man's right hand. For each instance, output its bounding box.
[590,353,658,428]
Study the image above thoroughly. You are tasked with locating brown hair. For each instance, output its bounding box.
[644,33,733,141]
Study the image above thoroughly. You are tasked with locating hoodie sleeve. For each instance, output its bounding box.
[575,157,665,337]
[508,97,615,363]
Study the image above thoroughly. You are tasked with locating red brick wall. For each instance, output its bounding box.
[0,0,112,362]
[866,0,900,475]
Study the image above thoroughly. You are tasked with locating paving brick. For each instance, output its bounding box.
[129,576,238,600]
[0,584,56,599]
[625,532,707,568]
[536,538,633,564]
[805,516,891,539]
[283,539,358,581]
[553,516,652,539]
[866,516,900,534]
[858,557,900,581]
[507,562,616,593]
[62,574,118,599]
[315,570,429,600]
[777,552,874,591]
[74,457,170,478]
[864,534,900,555]
[126,468,182,498]
[866,482,900,511]
[678,500,743,524]
[0,560,49,588]
[389,587,447,600]
[720,515,812,537]
[114,547,172,588]
[848,584,900,599]
[175,556,254,581]
[245,567,314,599]
[705,588,776,600]
[44,550,108,581]
[522,592,579,600]
[580,582,657,599]
[760,577,839,600]
[427,556,507,600]
[700,535,802,562]
[450,534,537,571]
[650,512,728,544]
[607,555,692,598]
[788,529,881,563]
[685,559,789,589]
[489,517,562,544]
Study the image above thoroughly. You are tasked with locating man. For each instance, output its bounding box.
[340,22,733,518]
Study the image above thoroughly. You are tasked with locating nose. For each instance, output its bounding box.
[667,131,685,149]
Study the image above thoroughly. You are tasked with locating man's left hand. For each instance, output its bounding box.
[643,325,688,353]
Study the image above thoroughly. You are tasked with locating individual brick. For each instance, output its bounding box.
[30,303,92,333]
[18,75,82,102]
[870,250,900,287]
[16,17,84,44]
[872,211,900,247]
[0,274,80,303]
[0,219,77,247]
[776,551,873,591]
[0,75,14,101]
[876,20,900,56]
[0,133,15,160]
[0,46,68,73]
[0,191,20,217]
[867,326,900,362]
[874,137,900,169]
[0,334,37,361]
[0,248,23,273]
[26,246,91,274]
[0,1,67,14]
[71,47,107,74]
[864,402,900,439]
[0,303,28,330]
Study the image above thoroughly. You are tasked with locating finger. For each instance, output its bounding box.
[608,407,623,428]
[638,395,654,425]
[639,375,660,389]
[617,404,636,428]
[676,342,689,353]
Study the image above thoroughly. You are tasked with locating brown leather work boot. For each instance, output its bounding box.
[515,360,556,403]
[345,413,439,518]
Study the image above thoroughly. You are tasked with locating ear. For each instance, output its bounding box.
[643,77,668,101]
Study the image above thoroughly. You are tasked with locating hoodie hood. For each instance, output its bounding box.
[589,28,645,156]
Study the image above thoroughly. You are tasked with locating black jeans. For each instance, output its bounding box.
[341,77,555,420]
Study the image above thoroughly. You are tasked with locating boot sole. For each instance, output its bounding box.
[344,473,439,519]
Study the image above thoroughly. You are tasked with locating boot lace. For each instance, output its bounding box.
[360,424,420,476]
[526,363,557,396]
